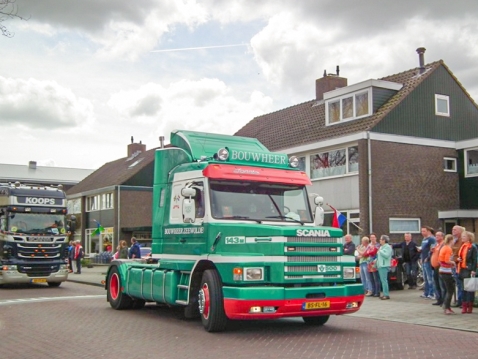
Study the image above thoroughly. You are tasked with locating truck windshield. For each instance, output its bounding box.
[8,213,67,235]
[209,180,313,223]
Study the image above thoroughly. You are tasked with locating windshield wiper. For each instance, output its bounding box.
[216,215,262,223]
[265,215,304,225]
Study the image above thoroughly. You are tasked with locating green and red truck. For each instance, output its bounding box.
[105,130,364,332]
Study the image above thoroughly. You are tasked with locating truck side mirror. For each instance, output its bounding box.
[181,187,196,223]
[313,196,324,226]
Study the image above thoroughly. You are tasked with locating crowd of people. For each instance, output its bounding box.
[351,225,478,314]
[67,237,144,275]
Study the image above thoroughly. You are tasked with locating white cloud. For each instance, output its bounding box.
[108,78,273,137]
[0,77,95,129]
[250,11,478,100]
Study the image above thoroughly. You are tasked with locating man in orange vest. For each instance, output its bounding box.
[430,231,446,306]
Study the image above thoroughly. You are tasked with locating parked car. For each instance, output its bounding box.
[140,246,152,258]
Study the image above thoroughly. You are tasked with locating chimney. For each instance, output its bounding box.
[28,161,37,170]
[416,47,426,74]
[127,139,146,157]
[315,66,347,100]
[159,136,165,149]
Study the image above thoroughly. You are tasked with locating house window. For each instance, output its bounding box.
[328,100,340,123]
[389,218,421,233]
[101,193,114,209]
[310,146,358,180]
[355,92,369,117]
[86,195,100,212]
[342,96,353,119]
[326,89,371,125]
[348,146,359,172]
[465,148,478,177]
[435,94,450,116]
[323,210,360,244]
[443,157,457,172]
[297,156,306,172]
[87,193,113,211]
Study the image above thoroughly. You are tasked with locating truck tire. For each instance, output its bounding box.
[302,315,329,326]
[198,269,227,332]
[107,266,133,310]
[48,282,62,287]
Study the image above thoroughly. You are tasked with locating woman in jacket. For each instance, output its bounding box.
[457,231,477,313]
[377,235,393,300]
[119,240,129,259]
[439,234,456,315]
[366,233,381,297]
[357,236,372,295]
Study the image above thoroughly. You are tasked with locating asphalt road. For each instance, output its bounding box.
[1,281,478,359]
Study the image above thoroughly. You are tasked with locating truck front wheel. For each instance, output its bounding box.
[302,315,329,326]
[198,269,227,332]
[107,266,133,310]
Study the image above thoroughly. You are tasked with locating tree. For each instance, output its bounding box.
[1,0,28,38]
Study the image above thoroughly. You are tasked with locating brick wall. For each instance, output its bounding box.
[119,190,153,228]
[369,140,459,242]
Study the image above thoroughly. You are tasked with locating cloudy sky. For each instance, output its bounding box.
[1,0,478,169]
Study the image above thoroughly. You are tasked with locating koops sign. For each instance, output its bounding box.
[17,196,61,205]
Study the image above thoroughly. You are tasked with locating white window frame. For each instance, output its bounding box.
[443,157,457,173]
[86,195,101,212]
[464,147,478,178]
[325,88,372,125]
[309,145,359,181]
[435,94,450,117]
[389,218,421,234]
[101,192,114,210]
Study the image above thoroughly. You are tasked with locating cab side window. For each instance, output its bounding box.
[194,183,205,219]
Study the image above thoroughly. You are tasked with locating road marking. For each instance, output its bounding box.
[0,295,105,306]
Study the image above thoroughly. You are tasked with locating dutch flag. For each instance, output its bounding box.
[328,204,347,229]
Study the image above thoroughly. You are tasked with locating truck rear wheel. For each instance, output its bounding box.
[107,266,133,310]
[198,269,227,332]
[302,315,329,326]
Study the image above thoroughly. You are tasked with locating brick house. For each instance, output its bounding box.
[235,48,478,242]
[66,139,158,253]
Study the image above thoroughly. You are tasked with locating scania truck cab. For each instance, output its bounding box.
[0,182,69,287]
[106,130,364,331]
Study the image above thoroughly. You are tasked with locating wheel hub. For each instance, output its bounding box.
[198,283,210,319]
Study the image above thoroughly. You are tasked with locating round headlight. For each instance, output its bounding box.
[217,148,229,161]
[289,156,299,168]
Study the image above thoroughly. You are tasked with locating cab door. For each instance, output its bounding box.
[162,179,207,256]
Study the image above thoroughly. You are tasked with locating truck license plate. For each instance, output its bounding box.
[303,301,330,310]
[31,278,47,283]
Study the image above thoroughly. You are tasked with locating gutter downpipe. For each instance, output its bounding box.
[117,186,121,248]
[367,131,373,233]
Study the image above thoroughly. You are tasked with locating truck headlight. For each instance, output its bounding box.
[343,267,355,279]
[244,267,264,281]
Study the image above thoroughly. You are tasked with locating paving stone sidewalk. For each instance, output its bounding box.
[68,266,478,332]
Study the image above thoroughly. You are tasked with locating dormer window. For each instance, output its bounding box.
[325,89,371,125]
[324,79,402,126]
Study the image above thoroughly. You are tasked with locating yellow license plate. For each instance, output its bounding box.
[31,278,47,283]
[303,301,330,310]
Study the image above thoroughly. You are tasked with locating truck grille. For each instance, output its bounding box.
[284,236,341,280]
[287,236,340,243]
[285,274,341,279]
[17,243,62,259]
[17,264,60,277]
[287,256,337,262]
